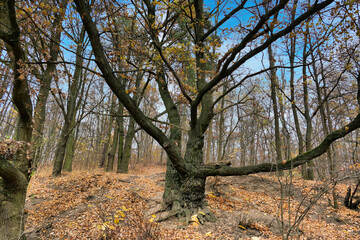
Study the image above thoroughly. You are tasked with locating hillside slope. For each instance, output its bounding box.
[24,166,360,239]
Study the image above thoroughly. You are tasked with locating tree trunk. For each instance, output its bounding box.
[116,104,125,172]
[52,26,85,177]
[157,136,215,223]
[216,85,226,162]
[313,53,338,207]
[268,45,283,175]
[106,116,119,172]
[52,121,71,176]
[117,117,135,173]
[0,0,33,238]
[100,95,114,168]
[62,128,75,172]
[0,146,29,240]
[31,0,68,169]
[302,28,314,180]
[205,119,213,163]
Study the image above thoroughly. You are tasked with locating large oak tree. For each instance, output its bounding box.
[73,0,360,221]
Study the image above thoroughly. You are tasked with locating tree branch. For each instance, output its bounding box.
[194,0,334,110]
[73,0,188,175]
[201,112,360,177]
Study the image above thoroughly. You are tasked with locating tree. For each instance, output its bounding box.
[52,26,87,177]
[74,0,359,222]
[0,0,33,238]
[30,0,69,169]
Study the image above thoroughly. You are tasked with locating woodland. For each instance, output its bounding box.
[0,0,360,239]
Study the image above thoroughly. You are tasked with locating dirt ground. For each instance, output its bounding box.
[24,166,360,239]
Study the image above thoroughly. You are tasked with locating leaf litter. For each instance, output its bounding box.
[24,167,360,239]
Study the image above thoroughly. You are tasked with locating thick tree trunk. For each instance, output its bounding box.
[0,146,29,240]
[74,0,339,225]
[0,1,33,238]
[62,129,75,172]
[156,138,216,223]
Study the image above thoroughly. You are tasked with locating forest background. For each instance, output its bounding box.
[0,0,360,239]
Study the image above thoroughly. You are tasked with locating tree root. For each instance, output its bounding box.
[148,201,217,224]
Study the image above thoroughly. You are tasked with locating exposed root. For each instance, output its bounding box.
[148,201,216,224]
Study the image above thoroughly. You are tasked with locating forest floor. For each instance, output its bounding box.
[24,165,360,239]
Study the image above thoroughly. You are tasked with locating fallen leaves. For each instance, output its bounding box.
[24,169,360,239]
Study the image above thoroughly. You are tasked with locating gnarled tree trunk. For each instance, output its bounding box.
[0,1,33,238]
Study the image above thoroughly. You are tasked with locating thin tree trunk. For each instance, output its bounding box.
[217,85,226,162]
[116,103,126,173]
[32,0,68,169]
[313,53,338,207]
[52,26,85,177]
[268,45,283,175]
[206,119,213,163]
[302,28,314,180]
[62,118,76,172]
[106,106,120,172]
[100,95,114,168]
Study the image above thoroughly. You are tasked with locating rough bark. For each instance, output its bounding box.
[0,0,33,238]
[116,105,125,172]
[100,95,114,168]
[117,117,134,173]
[62,126,75,172]
[0,145,29,240]
[106,115,120,172]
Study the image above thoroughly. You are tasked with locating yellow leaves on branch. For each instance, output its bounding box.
[125,87,136,94]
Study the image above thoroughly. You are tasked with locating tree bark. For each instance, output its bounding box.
[268,45,283,175]
[117,117,134,173]
[106,111,120,172]
[62,124,76,172]
[0,0,33,238]
[100,95,113,168]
